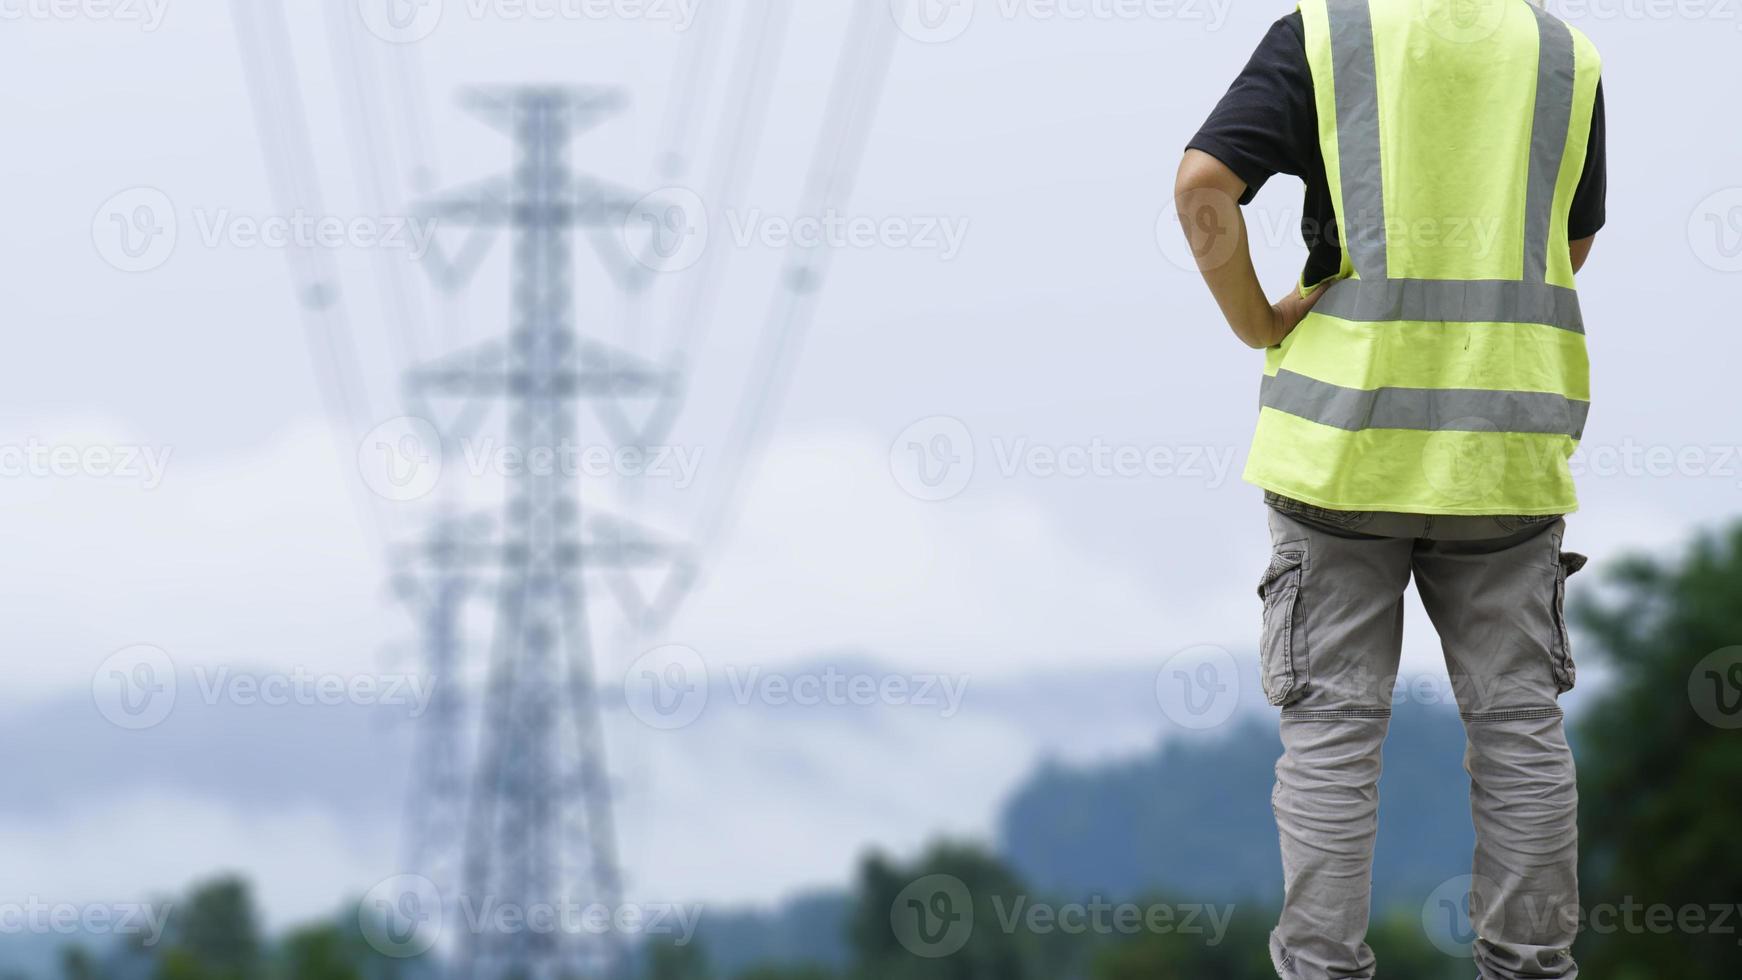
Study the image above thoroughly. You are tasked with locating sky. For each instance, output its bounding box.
[2,0,1740,941]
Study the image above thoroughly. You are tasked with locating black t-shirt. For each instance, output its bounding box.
[1187,12,1607,287]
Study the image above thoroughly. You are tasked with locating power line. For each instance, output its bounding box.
[228,0,391,547]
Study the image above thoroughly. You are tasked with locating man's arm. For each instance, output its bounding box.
[1174,148,1325,349]
[1571,235,1595,273]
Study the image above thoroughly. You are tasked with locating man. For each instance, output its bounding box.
[1174,0,1605,977]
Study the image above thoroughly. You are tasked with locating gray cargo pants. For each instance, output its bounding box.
[1259,494,1586,980]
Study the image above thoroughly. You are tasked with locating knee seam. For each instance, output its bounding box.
[1461,706,1563,723]
[1280,707,1392,721]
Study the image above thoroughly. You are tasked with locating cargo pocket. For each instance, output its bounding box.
[1550,550,1588,694]
[1257,545,1307,706]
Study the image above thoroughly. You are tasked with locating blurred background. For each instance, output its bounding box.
[2,0,1739,977]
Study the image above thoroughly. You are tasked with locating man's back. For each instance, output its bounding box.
[1242,0,1601,516]
[1175,2,1605,977]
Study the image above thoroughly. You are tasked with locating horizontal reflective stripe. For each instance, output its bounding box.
[1261,370,1589,438]
[1312,277,1585,333]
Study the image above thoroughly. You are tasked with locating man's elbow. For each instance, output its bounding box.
[1175,148,1245,206]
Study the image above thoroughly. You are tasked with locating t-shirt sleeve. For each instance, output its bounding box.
[1567,80,1607,240]
[1185,13,1317,206]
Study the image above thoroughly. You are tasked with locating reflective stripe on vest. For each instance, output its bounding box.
[1244,0,1600,514]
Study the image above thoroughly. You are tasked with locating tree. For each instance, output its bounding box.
[1571,521,1742,977]
[153,875,263,980]
[848,842,1068,980]
[643,937,714,980]
[276,923,364,980]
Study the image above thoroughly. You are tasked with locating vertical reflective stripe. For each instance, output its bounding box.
[1328,0,1386,280]
[1523,8,1576,283]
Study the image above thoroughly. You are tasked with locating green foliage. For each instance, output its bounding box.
[153,876,262,980]
[643,937,714,980]
[58,946,99,980]
[1085,904,1274,980]
[276,924,365,980]
[732,965,836,980]
[1571,522,1742,976]
[847,841,1068,980]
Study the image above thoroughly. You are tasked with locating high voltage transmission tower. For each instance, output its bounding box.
[402,86,682,980]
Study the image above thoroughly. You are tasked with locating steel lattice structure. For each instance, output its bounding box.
[407,88,674,980]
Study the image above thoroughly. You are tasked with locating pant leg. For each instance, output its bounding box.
[1262,508,1414,980]
[1412,520,1583,980]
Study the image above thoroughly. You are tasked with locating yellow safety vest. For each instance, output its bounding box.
[1243,0,1602,515]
